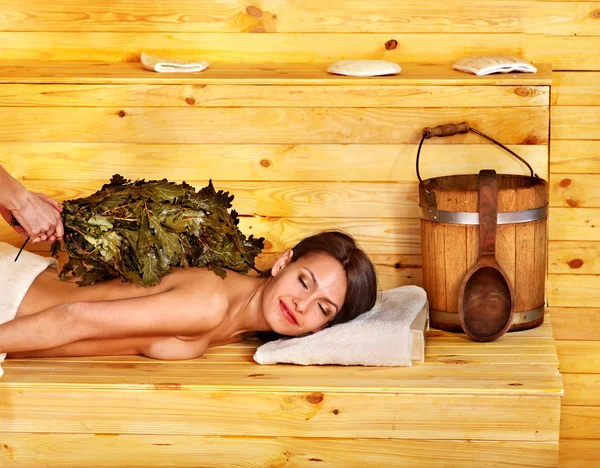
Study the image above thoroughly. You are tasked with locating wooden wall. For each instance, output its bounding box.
[550,71,600,467]
[0,1,598,465]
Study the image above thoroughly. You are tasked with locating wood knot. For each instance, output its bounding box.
[260,159,272,168]
[333,409,339,415]
[246,5,263,18]
[394,263,401,269]
[185,96,196,105]
[514,86,533,97]
[590,9,600,19]
[521,135,539,145]
[385,39,398,50]
[568,258,584,269]
[263,239,273,250]
[307,392,324,404]
[118,110,126,118]
[249,27,265,33]
[566,199,579,207]
[559,178,572,188]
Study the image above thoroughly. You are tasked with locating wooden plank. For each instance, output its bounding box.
[551,174,600,208]
[515,221,538,312]
[549,307,600,340]
[551,140,600,174]
[0,32,593,69]
[443,225,466,313]
[0,143,549,182]
[0,387,561,439]
[552,72,600,106]
[0,107,549,144]
[0,179,422,219]
[0,62,553,86]
[0,359,563,394]
[552,106,600,140]
[549,208,600,241]
[0,0,598,35]
[14,250,423,292]
[0,83,550,107]
[548,274,600,307]
[556,341,600,373]
[562,374,600,406]
[561,406,600,440]
[257,253,422,291]
[9,353,560,368]
[1,216,423,254]
[0,434,560,468]
[549,241,600,274]
[559,439,600,468]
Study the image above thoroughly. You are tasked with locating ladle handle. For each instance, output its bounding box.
[478,170,498,257]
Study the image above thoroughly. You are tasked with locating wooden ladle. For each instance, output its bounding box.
[458,170,515,342]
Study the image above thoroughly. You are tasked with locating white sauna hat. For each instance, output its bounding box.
[327,60,402,77]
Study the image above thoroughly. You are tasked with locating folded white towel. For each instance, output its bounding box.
[254,285,427,367]
[0,243,57,378]
[453,55,537,76]
[141,52,210,73]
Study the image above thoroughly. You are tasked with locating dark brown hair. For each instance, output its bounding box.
[256,230,378,341]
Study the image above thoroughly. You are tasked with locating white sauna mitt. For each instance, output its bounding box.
[327,60,401,77]
[0,243,57,378]
[254,285,427,367]
[453,56,537,76]
[141,52,209,73]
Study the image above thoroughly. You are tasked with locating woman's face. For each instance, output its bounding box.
[262,251,347,336]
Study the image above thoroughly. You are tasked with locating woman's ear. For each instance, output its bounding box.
[271,249,294,276]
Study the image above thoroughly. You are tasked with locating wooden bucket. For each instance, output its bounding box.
[417,123,548,332]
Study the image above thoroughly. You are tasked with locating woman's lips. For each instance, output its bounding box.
[280,300,299,325]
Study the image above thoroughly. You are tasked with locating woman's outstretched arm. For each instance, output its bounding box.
[0,287,227,354]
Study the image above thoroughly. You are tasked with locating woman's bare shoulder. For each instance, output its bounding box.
[167,267,230,322]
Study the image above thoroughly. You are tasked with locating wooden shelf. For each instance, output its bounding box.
[0,61,552,85]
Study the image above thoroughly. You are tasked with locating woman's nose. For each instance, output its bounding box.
[293,297,307,314]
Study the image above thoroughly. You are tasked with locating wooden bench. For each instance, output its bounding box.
[0,61,562,467]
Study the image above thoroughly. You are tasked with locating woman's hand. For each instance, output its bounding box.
[0,192,64,243]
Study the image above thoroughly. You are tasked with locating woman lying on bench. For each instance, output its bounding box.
[0,231,377,361]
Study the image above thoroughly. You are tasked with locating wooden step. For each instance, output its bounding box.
[0,315,563,466]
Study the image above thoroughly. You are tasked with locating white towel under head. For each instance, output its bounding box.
[141,52,210,73]
[253,285,427,367]
[0,243,57,378]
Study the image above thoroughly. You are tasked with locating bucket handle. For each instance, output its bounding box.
[416,122,539,189]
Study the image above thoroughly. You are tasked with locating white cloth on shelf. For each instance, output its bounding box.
[452,56,537,76]
[141,52,210,73]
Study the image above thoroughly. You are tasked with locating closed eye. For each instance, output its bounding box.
[298,275,308,289]
[299,276,329,317]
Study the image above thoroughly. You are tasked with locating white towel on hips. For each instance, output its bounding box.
[0,242,57,378]
[141,52,209,73]
[253,285,427,367]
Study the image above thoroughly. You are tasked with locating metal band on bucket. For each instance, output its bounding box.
[420,204,548,225]
[430,305,545,327]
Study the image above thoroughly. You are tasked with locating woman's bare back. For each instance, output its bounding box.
[10,266,257,360]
